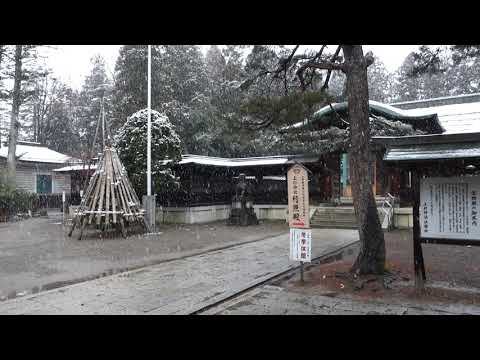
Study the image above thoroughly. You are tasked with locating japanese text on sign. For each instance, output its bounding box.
[287,164,309,228]
[420,176,480,240]
[290,228,312,262]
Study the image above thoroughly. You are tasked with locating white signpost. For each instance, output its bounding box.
[62,191,66,225]
[290,228,312,262]
[287,164,311,282]
[420,176,480,240]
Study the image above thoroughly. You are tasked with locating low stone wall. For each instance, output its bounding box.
[156,204,288,225]
[393,207,413,229]
[253,204,288,222]
[73,202,411,228]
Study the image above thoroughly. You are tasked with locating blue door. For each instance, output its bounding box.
[37,175,52,194]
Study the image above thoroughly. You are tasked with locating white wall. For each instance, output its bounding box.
[156,204,288,225]
[15,166,36,192]
[13,163,71,194]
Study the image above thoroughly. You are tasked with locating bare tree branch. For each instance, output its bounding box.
[307,45,327,89]
[283,45,300,64]
[241,45,300,91]
[302,61,346,72]
[296,45,327,91]
[321,45,342,92]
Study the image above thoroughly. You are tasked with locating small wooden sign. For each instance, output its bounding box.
[287,164,309,229]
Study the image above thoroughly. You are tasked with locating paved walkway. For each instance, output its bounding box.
[0,229,358,314]
[0,214,287,299]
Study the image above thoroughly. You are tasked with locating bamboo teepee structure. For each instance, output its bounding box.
[68,100,147,240]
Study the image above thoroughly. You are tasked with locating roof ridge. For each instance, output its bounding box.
[390,93,480,106]
[182,154,311,161]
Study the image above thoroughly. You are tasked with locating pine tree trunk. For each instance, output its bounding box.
[342,45,386,275]
[7,45,23,186]
[0,45,4,147]
[0,45,4,78]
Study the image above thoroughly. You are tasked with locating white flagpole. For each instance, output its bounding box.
[147,45,152,197]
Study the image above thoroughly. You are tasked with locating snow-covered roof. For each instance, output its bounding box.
[384,142,480,162]
[263,175,286,181]
[319,100,439,122]
[179,155,288,167]
[391,93,480,108]
[283,100,443,133]
[0,143,71,164]
[53,164,98,172]
[286,97,480,136]
[163,154,319,167]
[376,132,480,162]
[396,101,480,134]
[234,175,286,181]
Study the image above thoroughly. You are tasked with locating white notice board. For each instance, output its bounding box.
[289,228,312,262]
[420,176,480,240]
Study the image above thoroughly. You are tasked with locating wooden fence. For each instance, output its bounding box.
[0,192,82,222]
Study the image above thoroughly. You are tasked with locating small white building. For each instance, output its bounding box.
[0,141,72,194]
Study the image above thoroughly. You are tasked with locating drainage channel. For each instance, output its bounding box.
[189,240,360,315]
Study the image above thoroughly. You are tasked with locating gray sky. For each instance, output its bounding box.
[41,45,121,89]
[43,45,421,90]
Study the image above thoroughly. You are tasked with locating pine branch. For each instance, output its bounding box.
[321,45,343,91]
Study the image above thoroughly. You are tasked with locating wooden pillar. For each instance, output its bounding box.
[375,150,386,195]
[330,154,341,203]
[412,169,426,289]
[189,166,193,207]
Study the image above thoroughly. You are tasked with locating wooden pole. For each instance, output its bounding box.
[300,261,304,283]
[101,98,105,150]
[68,126,147,238]
[412,169,426,289]
[62,191,65,223]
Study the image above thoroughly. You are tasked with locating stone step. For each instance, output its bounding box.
[310,218,357,222]
[312,214,357,219]
[311,207,389,229]
[311,224,358,229]
[310,214,385,222]
[312,212,387,218]
[312,212,356,217]
[311,224,357,229]
[312,213,356,218]
[312,210,388,218]
[316,207,355,213]
[339,202,385,207]
[311,219,357,225]
[311,217,357,223]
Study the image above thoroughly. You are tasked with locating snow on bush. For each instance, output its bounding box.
[114,109,182,196]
